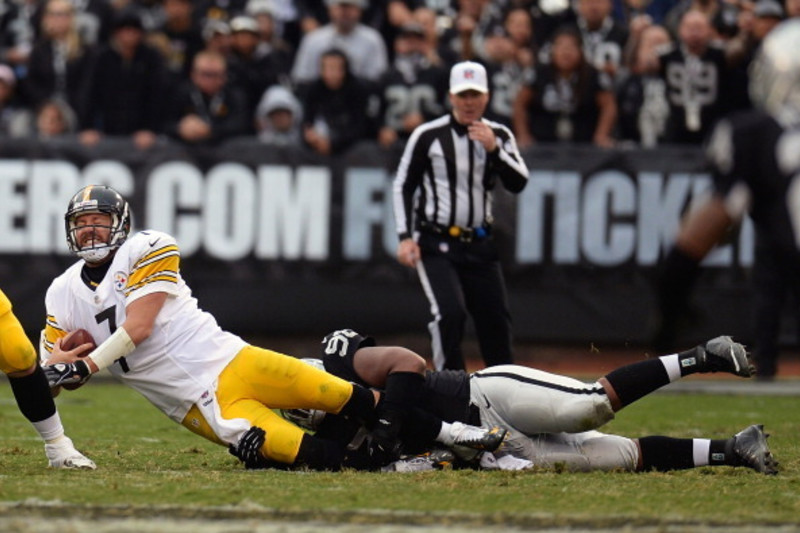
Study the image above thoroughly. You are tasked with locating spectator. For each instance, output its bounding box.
[245,0,295,77]
[147,0,205,84]
[255,84,303,145]
[482,7,537,127]
[32,97,78,139]
[164,50,250,145]
[194,0,249,26]
[513,26,617,146]
[61,0,115,47]
[573,0,629,78]
[79,9,167,150]
[0,64,27,137]
[201,19,232,56]
[0,0,38,75]
[663,0,720,38]
[615,23,671,146]
[227,15,283,119]
[657,9,729,144]
[412,6,459,66]
[442,0,498,61]
[291,0,389,86]
[21,0,92,115]
[246,0,303,51]
[301,49,378,155]
[376,22,449,149]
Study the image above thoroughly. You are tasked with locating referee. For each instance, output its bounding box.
[392,61,529,371]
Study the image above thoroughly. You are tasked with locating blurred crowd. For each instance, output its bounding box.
[0,0,794,152]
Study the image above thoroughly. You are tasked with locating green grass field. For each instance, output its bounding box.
[0,380,798,529]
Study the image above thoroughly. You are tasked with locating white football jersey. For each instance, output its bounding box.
[42,230,247,424]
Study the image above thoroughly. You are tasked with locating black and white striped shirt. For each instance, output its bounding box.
[393,114,529,240]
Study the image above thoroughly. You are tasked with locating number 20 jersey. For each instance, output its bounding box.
[42,230,247,423]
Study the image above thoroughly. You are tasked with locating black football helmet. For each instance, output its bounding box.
[65,185,131,263]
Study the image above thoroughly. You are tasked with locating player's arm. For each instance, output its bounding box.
[43,292,167,386]
[83,291,167,373]
[674,195,736,260]
[351,346,427,388]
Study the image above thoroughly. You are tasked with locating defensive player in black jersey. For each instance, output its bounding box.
[304,328,777,474]
[654,19,800,379]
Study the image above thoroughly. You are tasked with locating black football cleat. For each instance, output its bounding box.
[730,424,779,475]
[699,336,755,377]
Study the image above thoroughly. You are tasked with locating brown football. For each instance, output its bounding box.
[59,329,96,390]
[61,329,96,357]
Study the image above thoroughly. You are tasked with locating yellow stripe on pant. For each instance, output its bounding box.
[182,345,354,465]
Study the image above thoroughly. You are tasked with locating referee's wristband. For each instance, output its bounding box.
[88,327,136,372]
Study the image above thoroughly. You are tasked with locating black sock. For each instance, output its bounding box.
[339,383,376,425]
[711,439,734,466]
[294,434,345,471]
[602,359,671,408]
[638,436,695,471]
[375,372,426,440]
[398,408,443,453]
[677,346,706,376]
[7,365,57,423]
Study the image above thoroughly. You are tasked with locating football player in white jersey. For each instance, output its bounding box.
[0,289,95,469]
[40,185,378,470]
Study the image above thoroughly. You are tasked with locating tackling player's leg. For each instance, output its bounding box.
[599,336,753,411]
[0,290,95,470]
[636,424,778,474]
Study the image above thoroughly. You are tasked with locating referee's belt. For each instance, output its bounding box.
[419,221,492,243]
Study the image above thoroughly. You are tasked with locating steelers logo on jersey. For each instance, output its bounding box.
[114,271,128,292]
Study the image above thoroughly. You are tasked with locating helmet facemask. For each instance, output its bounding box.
[65,186,131,264]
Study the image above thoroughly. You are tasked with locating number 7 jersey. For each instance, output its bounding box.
[41,230,247,424]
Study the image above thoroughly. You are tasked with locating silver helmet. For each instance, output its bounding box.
[280,358,327,431]
[749,19,800,124]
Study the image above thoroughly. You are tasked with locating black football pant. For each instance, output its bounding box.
[417,233,513,371]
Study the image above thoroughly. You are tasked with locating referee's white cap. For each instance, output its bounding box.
[449,61,488,94]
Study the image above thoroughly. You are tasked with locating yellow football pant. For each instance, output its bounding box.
[182,345,354,464]
[0,289,37,375]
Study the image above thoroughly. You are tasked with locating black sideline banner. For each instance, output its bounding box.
[0,139,760,346]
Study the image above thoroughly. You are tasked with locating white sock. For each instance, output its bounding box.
[436,422,454,445]
[659,354,682,382]
[693,439,711,467]
[32,413,66,444]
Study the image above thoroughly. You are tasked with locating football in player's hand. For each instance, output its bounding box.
[59,329,96,390]
[61,329,96,357]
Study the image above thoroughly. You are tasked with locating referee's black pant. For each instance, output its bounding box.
[416,231,514,371]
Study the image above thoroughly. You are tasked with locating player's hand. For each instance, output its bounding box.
[43,360,91,388]
[46,337,93,365]
[229,426,267,469]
